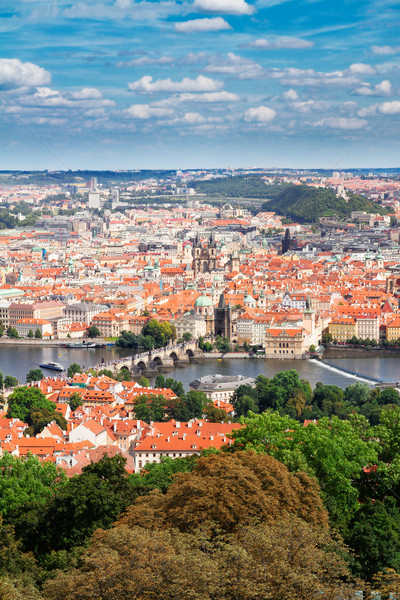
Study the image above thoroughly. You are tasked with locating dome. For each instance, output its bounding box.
[194,294,212,308]
[244,293,255,304]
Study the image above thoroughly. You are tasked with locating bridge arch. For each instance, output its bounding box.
[151,356,163,366]
[169,351,179,362]
[186,348,194,358]
[136,360,147,370]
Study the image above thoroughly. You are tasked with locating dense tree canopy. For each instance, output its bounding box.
[7,387,57,424]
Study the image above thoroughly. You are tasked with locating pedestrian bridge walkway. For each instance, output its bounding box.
[94,340,202,374]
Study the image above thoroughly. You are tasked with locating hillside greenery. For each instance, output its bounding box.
[262,184,389,222]
[190,175,287,199]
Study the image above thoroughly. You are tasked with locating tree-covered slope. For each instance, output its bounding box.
[190,175,288,199]
[262,184,388,222]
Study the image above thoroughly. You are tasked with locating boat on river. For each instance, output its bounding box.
[39,362,64,371]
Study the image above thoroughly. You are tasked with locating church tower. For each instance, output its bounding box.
[214,293,232,340]
[192,232,217,277]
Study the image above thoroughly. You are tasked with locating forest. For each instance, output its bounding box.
[263,184,388,222]
[2,370,400,598]
[190,175,388,222]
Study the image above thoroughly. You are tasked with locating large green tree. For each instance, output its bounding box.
[16,455,137,557]
[67,363,82,378]
[7,387,57,424]
[26,369,44,384]
[229,411,378,532]
[141,319,176,348]
[0,454,66,522]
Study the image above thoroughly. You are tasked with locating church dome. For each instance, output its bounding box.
[194,294,212,308]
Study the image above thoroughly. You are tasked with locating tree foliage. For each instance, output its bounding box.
[7,387,57,424]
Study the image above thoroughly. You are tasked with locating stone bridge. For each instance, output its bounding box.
[96,341,202,374]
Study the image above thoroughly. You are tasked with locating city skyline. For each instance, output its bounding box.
[1,0,400,170]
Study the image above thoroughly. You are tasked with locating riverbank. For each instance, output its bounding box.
[0,338,108,346]
[324,346,400,359]
[200,352,255,359]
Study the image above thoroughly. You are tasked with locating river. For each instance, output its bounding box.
[1,344,400,390]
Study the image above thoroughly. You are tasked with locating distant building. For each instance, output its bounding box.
[189,374,255,402]
[281,228,297,254]
[192,232,217,277]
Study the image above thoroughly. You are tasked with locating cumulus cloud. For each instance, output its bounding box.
[348,63,376,75]
[360,101,400,117]
[0,58,51,89]
[352,80,392,97]
[282,89,298,100]
[152,90,240,107]
[266,66,360,87]
[117,55,175,67]
[174,17,231,33]
[127,75,224,93]
[18,86,115,109]
[30,117,68,126]
[379,101,400,114]
[124,104,174,119]
[70,87,104,100]
[250,36,313,49]
[204,52,264,79]
[180,112,207,124]
[290,100,328,114]
[371,45,398,56]
[314,117,367,130]
[194,0,254,15]
[244,106,276,122]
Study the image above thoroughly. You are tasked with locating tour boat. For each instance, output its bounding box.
[39,362,64,371]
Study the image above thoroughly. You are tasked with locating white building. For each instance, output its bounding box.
[172,314,207,340]
[15,318,53,337]
[189,374,255,402]
[69,420,108,447]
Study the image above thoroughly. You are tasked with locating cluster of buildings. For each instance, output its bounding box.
[1,169,400,471]
[0,372,242,473]
[0,171,400,357]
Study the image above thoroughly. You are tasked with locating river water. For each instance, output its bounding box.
[1,345,400,390]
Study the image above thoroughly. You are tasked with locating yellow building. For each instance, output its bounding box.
[328,318,356,342]
[386,317,400,342]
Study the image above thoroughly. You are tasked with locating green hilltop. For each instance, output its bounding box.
[263,184,389,223]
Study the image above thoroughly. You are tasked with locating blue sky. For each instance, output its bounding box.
[1,0,400,170]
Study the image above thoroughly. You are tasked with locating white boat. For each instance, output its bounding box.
[39,362,64,372]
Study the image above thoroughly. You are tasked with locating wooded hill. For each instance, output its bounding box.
[190,175,285,199]
[263,184,389,223]
[190,175,389,223]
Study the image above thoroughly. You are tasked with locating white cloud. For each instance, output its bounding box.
[291,100,328,114]
[174,17,231,33]
[194,0,254,15]
[128,75,224,93]
[267,66,359,87]
[70,87,104,100]
[352,80,392,97]
[314,117,367,130]
[371,45,397,56]
[18,86,115,109]
[124,104,174,119]
[378,101,400,115]
[180,112,207,124]
[251,36,313,49]
[117,55,175,67]
[204,52,263,79]
[30,117,68,126]
[244,106,276,122]
[0,58,51,89]
[348,63,376,75]
[282,89,298,100]
[152,90,240,107]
